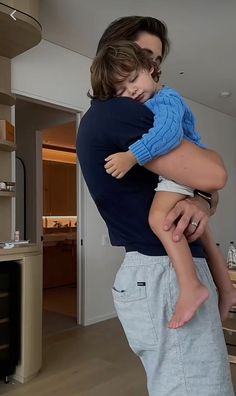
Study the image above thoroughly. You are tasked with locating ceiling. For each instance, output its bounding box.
[39,0,236,118]
[16,98,76,148]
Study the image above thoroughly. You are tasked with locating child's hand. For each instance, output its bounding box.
[104,151,137,179]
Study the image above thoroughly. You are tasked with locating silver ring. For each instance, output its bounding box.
[190,221,198,228]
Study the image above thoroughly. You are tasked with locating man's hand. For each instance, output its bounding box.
[104,151,137,179]
[163,196,211,242]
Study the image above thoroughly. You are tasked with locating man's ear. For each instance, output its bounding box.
[150,66,155,75]
[151,63,161,82]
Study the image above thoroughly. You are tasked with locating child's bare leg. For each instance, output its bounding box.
[201,226,236,321]
[149,191,209,329]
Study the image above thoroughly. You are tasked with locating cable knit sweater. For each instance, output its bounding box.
[129,86,205,165]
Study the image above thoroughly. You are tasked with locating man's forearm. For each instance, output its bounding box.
[144,140,227,192]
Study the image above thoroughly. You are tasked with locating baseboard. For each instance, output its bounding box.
[83,311,117,326]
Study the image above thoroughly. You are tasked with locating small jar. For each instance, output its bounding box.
[0,181,6,191]
[14,230,20,242]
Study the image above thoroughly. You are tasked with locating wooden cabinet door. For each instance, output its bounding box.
[65,163,76,216]
[49,162,68,215]
[43,161,51,216]
[43,242,76,288]
[43,160,76,216]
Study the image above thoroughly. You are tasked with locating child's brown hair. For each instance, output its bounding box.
[90,40,160,100]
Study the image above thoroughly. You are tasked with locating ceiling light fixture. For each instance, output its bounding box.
[219,91,231,97]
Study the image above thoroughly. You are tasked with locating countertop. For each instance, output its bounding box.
[43,232,76,246]
[0,243,42,259]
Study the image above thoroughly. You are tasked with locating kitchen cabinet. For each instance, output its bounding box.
[0,245,42,383]
[0,139,16,241]
[0,56,15,242]
[0,0,42,244]
[43,160,76,216]
[43,239,76,288]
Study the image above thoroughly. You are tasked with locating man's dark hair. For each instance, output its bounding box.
[96,16,170,59]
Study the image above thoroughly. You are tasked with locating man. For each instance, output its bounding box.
[77,16,233,396]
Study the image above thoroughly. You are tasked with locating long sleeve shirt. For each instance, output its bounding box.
[129,86,205,165]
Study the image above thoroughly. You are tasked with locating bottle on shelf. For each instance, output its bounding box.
[227,241,236,269]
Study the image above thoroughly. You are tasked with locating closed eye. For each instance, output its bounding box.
[130,74,138,83]
[116,89,125,97]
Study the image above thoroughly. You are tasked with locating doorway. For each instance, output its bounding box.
[15,96,82,337]
[42,121,77,336]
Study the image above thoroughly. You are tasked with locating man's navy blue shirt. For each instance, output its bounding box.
[77,97,204,257]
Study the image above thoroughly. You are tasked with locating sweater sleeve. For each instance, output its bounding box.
[129,91,185,165]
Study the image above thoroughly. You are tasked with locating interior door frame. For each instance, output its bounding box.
[16,93,84,325]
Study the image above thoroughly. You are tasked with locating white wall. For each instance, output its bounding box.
[11,40,91,111]
[11,39,236,325]
[187,99,236,255]
[11,40,123,325]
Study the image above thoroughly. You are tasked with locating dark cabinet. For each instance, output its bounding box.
[43,161,76,216]
[0,261,21,379]
[43,240,76,288]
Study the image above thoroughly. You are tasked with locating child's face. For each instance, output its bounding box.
[115,68,156,103]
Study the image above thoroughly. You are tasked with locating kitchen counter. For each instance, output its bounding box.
[0,243,41,258]
[43,232,76,246]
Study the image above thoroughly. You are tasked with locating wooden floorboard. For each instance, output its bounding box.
[0,319,147,396]
[1,317,236,395]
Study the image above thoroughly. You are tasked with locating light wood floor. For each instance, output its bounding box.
[0,318,236,395]
[0,319,148,396]
[43,286,77,318]
[43,286,77,337]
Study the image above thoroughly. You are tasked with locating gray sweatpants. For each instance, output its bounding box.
[112,252,234,395]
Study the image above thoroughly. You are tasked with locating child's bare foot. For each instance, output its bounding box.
[219,287,236,322]
[168,283,209,329]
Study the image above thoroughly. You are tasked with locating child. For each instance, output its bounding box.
[90,40,236,329]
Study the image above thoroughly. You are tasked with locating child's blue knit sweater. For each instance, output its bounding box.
[129,86,205,165]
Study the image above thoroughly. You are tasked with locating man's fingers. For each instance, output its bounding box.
[116,172,124,179]
[105,162,113,169]
[104,155,114,161]
[105,165,116,174]
[163,206,182,231]
[172,214,191,242]
[164,196,210,243]
[187,216,208,242]
[111,170,121,178]
[185,216,202,238]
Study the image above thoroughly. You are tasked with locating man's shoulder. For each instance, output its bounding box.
[80,97,153,131]
[89,97,152,113]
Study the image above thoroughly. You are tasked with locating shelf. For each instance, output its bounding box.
[0,89,16,106]
[229,355,236,364]
[223,318,236,334]
[0,191,15,197]
[0,140,16,151]
[0,3,42,59]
